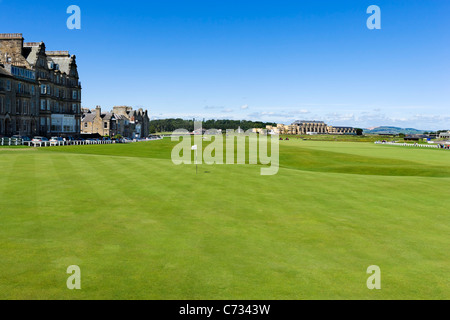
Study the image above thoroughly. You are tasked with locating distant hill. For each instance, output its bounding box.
[364,126,425,135]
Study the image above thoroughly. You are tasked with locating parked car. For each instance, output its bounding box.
[32,136,49,142]
[12,135,32,142]
[50,137,64,143]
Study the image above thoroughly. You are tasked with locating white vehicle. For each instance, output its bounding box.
[50,137,64,143]
[32,136,49,142]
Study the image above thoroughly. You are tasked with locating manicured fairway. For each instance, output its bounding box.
[0,140,449,299]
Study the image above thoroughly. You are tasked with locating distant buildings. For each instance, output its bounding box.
[0,33,81,137]
[439,131,450,140]
[266,121,357,135]
[81,106,149,138]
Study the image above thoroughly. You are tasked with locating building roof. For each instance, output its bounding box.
[102,112,114,121]
[293,120,326,125]
[24,44,43,67]
[82,111,136,122]
[47,55,75,75]
[82,112,96,122]
[0,65,12,78]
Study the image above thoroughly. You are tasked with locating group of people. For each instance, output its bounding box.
[438,144,450,149]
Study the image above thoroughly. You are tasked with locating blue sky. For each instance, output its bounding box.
[1,0,449,129]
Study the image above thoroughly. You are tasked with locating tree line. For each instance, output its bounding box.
[149,119,277,133]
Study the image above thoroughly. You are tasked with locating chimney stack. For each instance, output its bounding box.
[96,106,101,118]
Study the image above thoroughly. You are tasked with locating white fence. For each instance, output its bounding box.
[1,138,117,148]
[1,137,162,148]
[374,141,449,149]
[1,138,24,146]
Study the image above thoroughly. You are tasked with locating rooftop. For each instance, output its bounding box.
[0,33,23,39]
[293,120,326,125]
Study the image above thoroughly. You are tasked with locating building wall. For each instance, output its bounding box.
[82,106,150,138]
[0,33,81,138]
[0,65,39,137]
[0,34,29,67]
[328,126,357,135]
[267,121,357,135]
[81,106,112,137]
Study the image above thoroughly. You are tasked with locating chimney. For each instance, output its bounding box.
[96,106,101,118]
[0,33,25,65]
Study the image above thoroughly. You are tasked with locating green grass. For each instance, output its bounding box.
[0,139,449,299]
[281,134,398,143]
[0,145,31,149]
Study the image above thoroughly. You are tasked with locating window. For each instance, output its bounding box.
[104,122,108,129]
[40,100,46,110]
[6,81,11,91]
[84,122,88,128]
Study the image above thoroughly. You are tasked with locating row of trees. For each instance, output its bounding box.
[149,119,277,133]
[423,130,449,135]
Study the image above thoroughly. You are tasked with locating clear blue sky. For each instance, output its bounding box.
[1,0,449,129]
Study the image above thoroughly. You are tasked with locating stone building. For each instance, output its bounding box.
[112,106,150,138]
[293,120,329,134]
[81,106,149,138]
[439,131,450,140]
[0,63,39,136]
[0,33,81,137]
[266,120,357,135]
[328,126,357,135]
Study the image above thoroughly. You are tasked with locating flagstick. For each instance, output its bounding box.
[192,145,198,175]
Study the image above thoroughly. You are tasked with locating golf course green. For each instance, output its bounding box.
[0,139,449,299]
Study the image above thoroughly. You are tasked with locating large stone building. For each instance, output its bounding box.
[0,63,39,136]
[0,33,81,137]
[293,120,329,134]
[266,120,357,135]
[81,106,149,138]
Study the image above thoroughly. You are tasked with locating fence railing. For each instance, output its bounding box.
[0,138,123,148]
[374,141,449,149]
[0,138,23,146]
[1,137,157,148]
